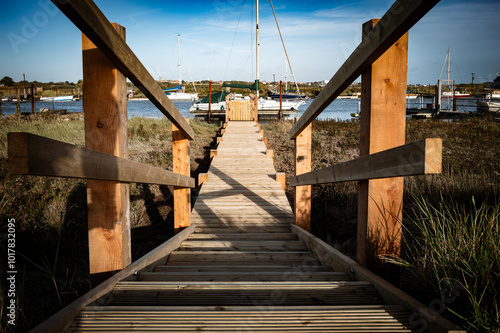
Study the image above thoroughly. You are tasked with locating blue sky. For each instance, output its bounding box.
[1,0,499,85]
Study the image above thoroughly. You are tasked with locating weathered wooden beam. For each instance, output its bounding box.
[289,0,439,139]
[291,139,441,186]
[28,225,196,333]
[7,132,195,188]
[50,0,194,140]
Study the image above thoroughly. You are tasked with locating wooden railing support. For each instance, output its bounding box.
[294,117,312,231]
[276,173,286,191]
[173,122,191,233]
[357,19,408,269]
[198,173,209,187]
[83,23,130,276]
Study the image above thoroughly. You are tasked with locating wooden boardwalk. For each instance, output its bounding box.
[64,122,420,332]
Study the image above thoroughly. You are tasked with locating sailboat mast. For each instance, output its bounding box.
[447,47,450,85]
[178,34,182,86]
[256,0,259,99]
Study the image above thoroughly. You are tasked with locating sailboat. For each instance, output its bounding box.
[439,48,470,99]
[164,35,199,101]
[190,0,305,114]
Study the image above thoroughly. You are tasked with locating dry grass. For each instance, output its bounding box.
[0,115,219,332]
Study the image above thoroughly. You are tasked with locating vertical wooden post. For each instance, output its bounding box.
[83,23,131,278]
[173,122,191,233]
[15,89,20,116]
[294,117,312,231]
[276,173,286,191]
[31,84,35,114]
[358,19,408,269]
[279,80,283,120]
[225,94,231,122]
[208,81,212,123]
[251,94,258,123]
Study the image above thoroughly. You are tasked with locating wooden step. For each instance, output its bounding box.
[179,240,307,252]
[69,305,414,332]
[188,233,298,240]
[153,264,332,273]
[166,251,320,265]
[106,282,380,305]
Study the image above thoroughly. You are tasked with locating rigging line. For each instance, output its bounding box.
[222,0,246,83]
[208,0,240,84]
[164,37,177,80]
[180,40,198,94]
[450,51,464,84]
[438,48,448,81]
[269,0,301,97]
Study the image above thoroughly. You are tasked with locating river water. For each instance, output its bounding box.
[1,97,480,121]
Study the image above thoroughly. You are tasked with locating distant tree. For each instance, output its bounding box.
[0,76,15,86]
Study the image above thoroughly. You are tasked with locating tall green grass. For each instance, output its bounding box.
[383,196,500,332]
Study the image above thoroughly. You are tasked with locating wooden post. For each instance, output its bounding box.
[294,117,311,231]
[208,81,212,123]
[276,173,286,191]
[266,149,274,159]
[250,94,258,123]
[279,80,283,120]
[358,19,408,269]
[262,137,268,148]
[225,94,231,122]
[16,89,20,116]
[31,84,35,114]
[210,149,218,159]
[198,173,209,187]
[83,23,131,278]
[173,122,191,233]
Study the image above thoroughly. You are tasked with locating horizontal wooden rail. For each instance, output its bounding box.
[290,139,442,186]
[289,0,439,139]
[50,0,194,140]
[8,133,195,188]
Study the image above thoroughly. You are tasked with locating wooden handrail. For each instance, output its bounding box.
[289,0,439,139]
[50,0,195,140]
[290,139,442,186]
[8,133,195,188]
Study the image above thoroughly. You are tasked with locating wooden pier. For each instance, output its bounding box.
[6,0,466,332]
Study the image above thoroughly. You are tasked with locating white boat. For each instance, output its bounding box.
[163,35,198,101]
[40,95,74,102]
[189,93,304,112]
[478,101,500,114]
[441,91,470,99]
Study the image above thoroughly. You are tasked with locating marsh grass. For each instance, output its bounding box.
[263,116,500,331]
[0,115,218,332]
[383,196,500,332]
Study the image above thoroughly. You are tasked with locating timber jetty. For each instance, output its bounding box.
[6,0,465,332]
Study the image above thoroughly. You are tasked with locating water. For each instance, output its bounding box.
[1,97,480,120]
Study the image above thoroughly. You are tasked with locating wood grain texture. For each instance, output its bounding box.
[51,0,194,140]
[83,23,130,274]
[173,123,191,231]
[294,119,312,231]
[289,0,439,139]
[357,19,408,269]
[7,132,195,187]
[290,139,442,186]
